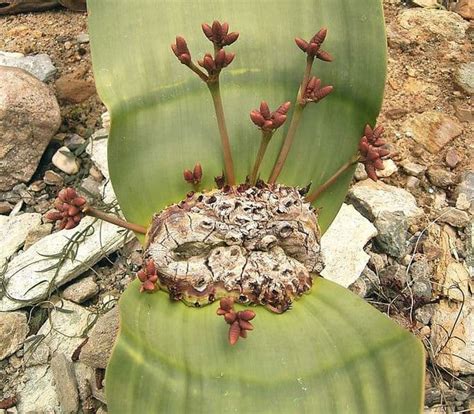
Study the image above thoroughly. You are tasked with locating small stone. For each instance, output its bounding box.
[368,251,388,272]
[0,311,28,360]
[379,264,408,288]
[80,307,119,369]
[438,208,470,228]
[89,165,104,182]
[63,276,99,304]
[406,176,420,190]
[349,267,379,298]
[0,201,13,214]
[454,62,474,94]
[23,223,53,250]
[427,167,454,188]
[412,0,439,7]
[101,111,110,132]
[456,193,471,211]
[43,170,64,186]
[400,161,426,177]
[412,279,432,301]
[445,149,460,168]
[0,67,61,191]
[454,103,473,123]
[17,365,59,412]
[455,0,474,20]
[24,339,50,367]
[55,75,96,104]
[0,51,57,81]
[374,211,409,258]
[75,33,90,44]
[455,171,474,213]
[29,180,46,192]
[321,204,377,287]
[52,146,80,175]
[414,303,436,325]
[403,112,463,154]
[80,176,101,197]
[443,262,470,302]
[51,353,80,414]
[63,133,86,149]
[376,159,398,178]
[354,163,368,181]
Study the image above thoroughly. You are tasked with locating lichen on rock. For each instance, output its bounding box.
[145,184,325,312]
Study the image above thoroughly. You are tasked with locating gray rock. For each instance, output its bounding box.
[75,33,90,44]
[62,275,99,304]
[427,167,454,188]
[24,339,50,367]
[17,365,59,413]
[80,307,119,369]
[348,180,423,222]
[0,183,130,311]
[0,213,42,266]
[411,279,432,301]
[52,146,81,175]
[320,204,377,287]
[455,171,473,213]
[349,267,379,298]
[0,51,57,82]
[438,208,470,228]
[379,264,408,288]
[51,353,79,414]
[354,163,368,181]
[414,304,436,325]
[408,259,432,282]
[455,62,474,95]
[374,211,409,258]
[0,67,61,191]
[80,175,101,198]
[0,311,28,360]
[401,161,426,178]
[86,131,109,179]
[74,362,94,406]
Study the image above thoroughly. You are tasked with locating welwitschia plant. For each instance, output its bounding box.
[79,0,425,412]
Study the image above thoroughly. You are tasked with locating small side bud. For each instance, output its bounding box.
[358,123,391,182]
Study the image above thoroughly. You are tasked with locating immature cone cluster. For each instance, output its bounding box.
[250,101,291,132]
[202,21,239,48]
[295,28,333,62]
[183,163,203,185]
[137,259,159,293]
[217,297,256,345]
[198,50,235,76]
[303,77,333,104]
[45,187,86,230]
[359,124,390,181]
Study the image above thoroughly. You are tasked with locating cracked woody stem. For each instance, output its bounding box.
[70,0,427,412]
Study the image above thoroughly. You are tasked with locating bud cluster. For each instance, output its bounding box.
[295,28,333,62]
[137,259,159,293]
[171,36,192,65]
[303,76,333,104]
[359,124,390,181]
[201,21,239,48]
[217,297,256,345]
[183,163,203,185]
[44,187,86,230]
[198,50,235,76]
[250,101,291,132]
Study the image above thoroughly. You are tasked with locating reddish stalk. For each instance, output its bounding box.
[249,130,273,185]
[305,155,360,203]
[208,81,236,185]
[83,206,147,234]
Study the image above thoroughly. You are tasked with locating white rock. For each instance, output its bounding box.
[24,339,50,367]
[354,163,368,181]
[0,213,42,266]
[63,276,99,304]
[75,33,90,44]
[0,51,57,82]
[321,204,378,287]
[348,180,423,222]
[0,209,129,311]
[17,365,59,413]
[52,146,81,175]
[412,0,440,7]
[401,161,426,177]
[376,159,398,178]
[101,111,110,132]
[456,193,471,211]
[0,311,28,360]
[87,130,109,178]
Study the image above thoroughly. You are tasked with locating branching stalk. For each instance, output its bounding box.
[305,155,360,203]
[83,206,147,234]
[250,130,273,185]
[208,81,236,185]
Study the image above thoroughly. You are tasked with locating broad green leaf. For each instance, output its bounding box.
[88,0,387,232]
[107,278,425,413]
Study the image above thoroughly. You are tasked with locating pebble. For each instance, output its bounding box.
[321,204,377,287]
[75,33,90,44]
[0,311,28,360]
[438,208,470,228]
[0,51,57,82]
[455,171,473,213]
[400,161,426,177]
[373,211,409,258]
[414,303,436,325]
[43,170,64,186]
[0,67,61,191]
[454,62,474,95]
[456,193,471,211]
[63,133,86,149]
[80,175,101,197]
[402,112,463,154]
[445,149,460,168]
[80,307,119,369]
[51,353,80,414]
[52,146,81,175]
[62,276,99,304]
[406,176,420,190]
[354,163,368,181]
[455,0,474,20]
[23,223,53,251]
[55,75,96,104]
[427,167,454,188]
[0,201,13,214]
[376,159,398,178]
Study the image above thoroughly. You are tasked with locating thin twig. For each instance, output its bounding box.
[83,206,147,234]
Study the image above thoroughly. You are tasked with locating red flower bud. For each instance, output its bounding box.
[193,163,203,183]
[259,101,271,119]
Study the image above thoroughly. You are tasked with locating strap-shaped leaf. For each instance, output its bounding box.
[88,0,386,232]
[106,278,425,413]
